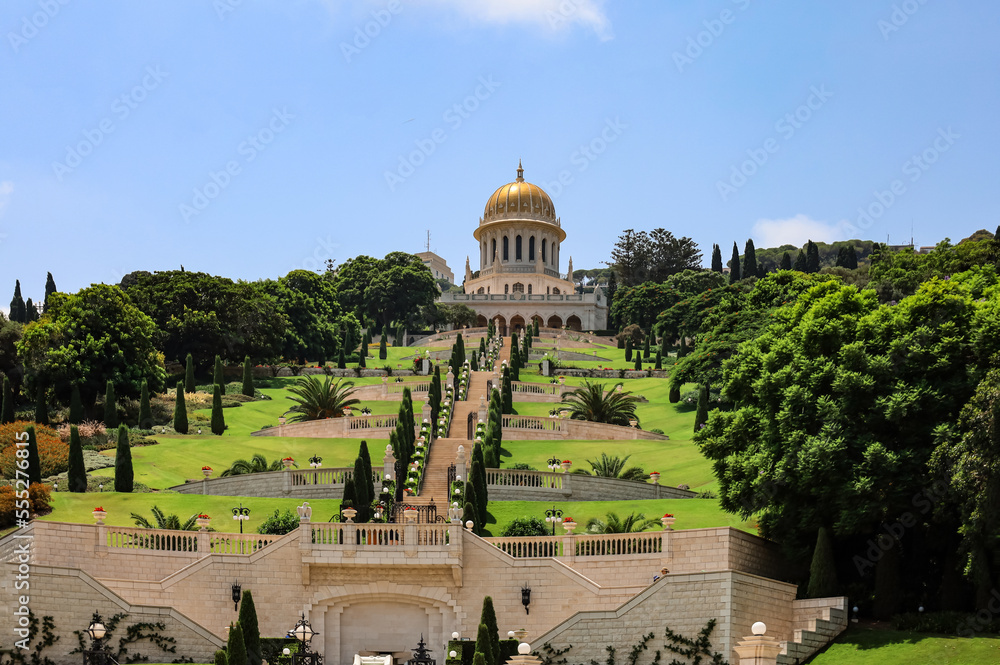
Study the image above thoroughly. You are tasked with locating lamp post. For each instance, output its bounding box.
[309,455,322,469]
[546,456,561,472]
[289,614,321,665]
[232,503,250,534]
[544,505,563,536]
[83,612,108,665]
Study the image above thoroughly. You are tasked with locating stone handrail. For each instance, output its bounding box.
[307,522,452,549]
[388,382,430,394]
[485,531,666,559]
[102,527,276,555]
[347,414,399,430]
[486,468,564,489]
[209,533,276,555]
[512,382,558,395]
[253,415,420,438]
[502,415,563,432]
[288,468,385,486]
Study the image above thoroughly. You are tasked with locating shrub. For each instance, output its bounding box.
[257,508,299,535]
[0,421,68,479]
[0,482,53,528]
[500,516,548,537]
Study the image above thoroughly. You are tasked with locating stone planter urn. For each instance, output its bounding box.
[201,466,212,479]
[560,460,572,473]
[562,520,577,534]
[196,516,211,531]
[649,472,661,484]
[282,458,294,469]
[513,629,528,642]
[661,515,676,531]
[403,508,419,523]
[342,507,357,523]
[629,419,638,428]
[92,509,107,526]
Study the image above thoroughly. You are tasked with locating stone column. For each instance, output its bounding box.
[732,624,782,665]
[504,643,541,665]
[478,395,487,422]
[456,445,467,482]
[383,445,396,481]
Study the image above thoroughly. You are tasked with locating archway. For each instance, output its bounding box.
[547,315,563,329]
[476,315,488,327]
[510,315,525,334]
[566,315,582,331]
[531,315,543,330]
[494,315,507,336]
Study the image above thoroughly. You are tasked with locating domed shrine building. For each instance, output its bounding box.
[439,163,608,334]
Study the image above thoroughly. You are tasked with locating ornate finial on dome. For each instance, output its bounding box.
[516,159,524,183]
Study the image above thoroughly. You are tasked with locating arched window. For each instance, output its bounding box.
[553,287,560,295]
[477,287,485,294]
[503,236,509,262]
[491,238,497,263]
[529,236,535,261]
[527,284,532,294]
[504,284,509,294]
[512,283,524,293]
[546,286,550,294]
[516,235,522,261]
[542,238,548,263]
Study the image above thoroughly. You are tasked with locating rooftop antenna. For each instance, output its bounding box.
[426,230,431,252]
[910,220,914,248]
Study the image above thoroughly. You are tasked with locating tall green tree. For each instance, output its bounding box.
[242,356,254,397]
[743,239,757,278]
[624,337,633,362]
[69,384,83,424]
[331,253,438,332]
[358,440,375,510]
[44,272,57,311]
[34,384,47,425]
[337,346,346,369]
[471,444,488,526]
[139,379,152,428]
[693,384,708,433]
[214,355,224,386]
[353,455,371,522]
[25,425,41,485]
[793,249,807,271]
[238,590,262,665]
[729,242,741,283]
[807,526,838,598]
[104,380,118,428]
[805,240,820,273]
[24,298,38,323]
[479,597,500,665]
[215,651,228,665]
[711,243,723,273]
[9,280,25,323]
[211,384,226,435]
[474,624,494,665]
[379,334,387,360]
[67,425,87,492]
[780,251,792,270]
[114,424,133,492]
[185,353,196,394]
[227,621,248,665]
[174,381,188,434]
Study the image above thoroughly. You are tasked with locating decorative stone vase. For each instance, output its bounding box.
[560,461,572,473]
[649,472,661,484]
[196,517,211,531]
[403,508,419,523]
[202,467,212,479]
[342,507,357,523]
[92,510,107,526]
[282,458,294,469]
[661,516,676,531]
[629,419,638,428]
[562,521,577,534]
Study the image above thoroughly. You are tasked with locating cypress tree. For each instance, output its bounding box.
[845,244,858,270]
[624,337,633,362]
[659,332,668,358]
[353,456,370,522]
[185,354,196,393]
[211,384,226,435]
[68,425,87,492]
[472,444,488,526]
[429,366,441,425]
[678,336,688,358]
[501,369,512,415]
[617,335,625,349]
[379,334,387,360]
[480,596,500,665]
[711,243,723,273]
[471,354,479,371]
[2,376,14,424]
[214,355,224,387]
[238,590,262,665]
[462,499,477,532]
[729,242,741,283]
[835,246,847,268]
[793,250,807,272]
[242,356,254,397]
[337,346,346,369]
[69,384,83,424]
[44,272,57,311]
[114,424,133,492]
[694,384,709,433]
[668,383,681,403]
[757,263,766,279]
[24,298,38,323]
[34,384,47,425]
[474,624,494,665]
[743,239,757,279]
[9,280,25,323]
[104,380,118,428]
[359,349,366,368]
[634,354,641,371]
[215,651,228,665]
[532,319,539,336]
[139,379,152,429]
[342,477,357,513]
[642,334,650,359]
[807,526,839,598]
[655,351,662,370]
[806,240,820,273]
[26,426,41,486]
[227,621,248,665]
[780,251,792,270]
[359,440,374,505]
[174,381,188,434]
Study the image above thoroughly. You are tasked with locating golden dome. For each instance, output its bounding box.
[482,162,557,225]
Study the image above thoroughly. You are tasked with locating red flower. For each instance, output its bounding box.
[197,514,210,519]
[663,513,674,518]
[94,507,105,512]
[202,466,212,470]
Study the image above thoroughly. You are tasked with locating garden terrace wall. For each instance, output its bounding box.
[171,467,390,498]
[484,469,696,501]
[499,415,668,441]
[251,415,420,439]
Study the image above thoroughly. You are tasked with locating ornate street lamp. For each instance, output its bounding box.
[289,614,321,665]
[546,456,561,472]
[309,455,323,469]
[232,503,251,534]
[544,505,563,536]
[82,612,108,665]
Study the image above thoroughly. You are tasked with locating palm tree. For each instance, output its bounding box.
[130,505,199,531]
[220,453,289,477]
[586,511,660,534]
[285,376,360,422]
[558,380,640,426]
[583,453,646,481]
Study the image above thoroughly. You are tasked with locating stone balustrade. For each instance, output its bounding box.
[485,531,665,559]
[101,526,275,555]
[288,467,385,487]
[500,414,668,440]
[251,414,420,439]
[486,468,564,490]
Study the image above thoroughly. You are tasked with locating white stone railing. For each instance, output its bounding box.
[102,526,275,555]
[288,468,385,486]
[502,415,563,432]
[347,414,399,430]
[388,382,430,394]
[209,533,276,555]
[511,382,558,395]
[485,531,666,559]
[307,522,453,549]
[486,468,564,490]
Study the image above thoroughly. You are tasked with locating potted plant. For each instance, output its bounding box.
[282,457,294,469]
[649,471,661,484]
[201,466,212,479]
[562,516,577,534]
[661,513,676,530]
[196,514,211,530]
[92,507,107,525]
[560,460,572,473]
[342,506,357,523]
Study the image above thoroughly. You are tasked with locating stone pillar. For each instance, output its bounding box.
[478,395,487,423]
[456,445,467,482]
[504,643,541,665]
[383,445,396,481]
[197,529,210,554]
[283,466,291,495]
[422,357,430,375]
[422,401,432,422]
[732,625,783,665]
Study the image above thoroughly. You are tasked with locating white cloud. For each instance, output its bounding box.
[0,181,12,217]
[407,0,613,41]
[752,214,851,249]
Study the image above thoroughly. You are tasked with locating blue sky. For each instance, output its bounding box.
[1,0,998,300]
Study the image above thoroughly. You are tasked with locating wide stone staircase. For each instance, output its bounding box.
[778,598,849,664]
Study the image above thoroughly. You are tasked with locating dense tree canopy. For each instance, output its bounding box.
[609,228,702,286]
[332,252,438,330]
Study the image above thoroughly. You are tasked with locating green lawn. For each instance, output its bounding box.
[807,625,1000,664]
